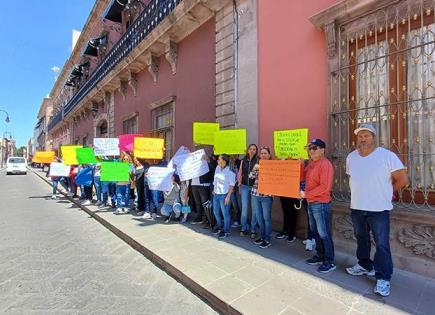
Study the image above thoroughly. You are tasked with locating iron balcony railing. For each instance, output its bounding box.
[48,0,182,132]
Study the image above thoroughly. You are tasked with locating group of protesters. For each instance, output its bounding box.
[45,123,408,298]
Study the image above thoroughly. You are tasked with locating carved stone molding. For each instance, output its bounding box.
[325,21,337,58]
[118,80,128,101]
[398,225,435,259]
[146,53,159,83]
[164,40,178,75]
[104,91,112,107]
[334,214,356,240]
[128,71,138,97]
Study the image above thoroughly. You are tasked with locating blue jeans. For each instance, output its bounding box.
[351,209,393,281]
[240,185,257,233]
[116,184,130,208]
[213,194,231,233]
[149,190,160,213]
[307,202,335,263]
[252,195,273,242]
[52,178,67,194]
[94,176,102,203]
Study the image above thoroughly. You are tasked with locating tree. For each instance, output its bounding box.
[16,146,26,157]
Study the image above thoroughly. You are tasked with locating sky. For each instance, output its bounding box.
[0,0,95,148]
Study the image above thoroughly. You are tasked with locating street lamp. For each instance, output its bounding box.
[0,109,10,123]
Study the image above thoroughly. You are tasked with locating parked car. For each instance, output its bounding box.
[6,157,27,175]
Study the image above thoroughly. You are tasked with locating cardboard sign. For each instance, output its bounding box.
[274,128,308,159]
[176,149,209,181]
[61,145,82,165]
[33,151,56,163]
[257,160,301,198]
[49,162,70,177]
[94,138,120,156]
[213,129,247,155]
[100,162,130,182]
[76,148,98,164]
[134,137,164,159]
[147,167,175,192]
[119,134,142,152]
[193,122,220,145]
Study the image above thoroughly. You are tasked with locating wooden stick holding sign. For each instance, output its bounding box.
[257,160,301,198]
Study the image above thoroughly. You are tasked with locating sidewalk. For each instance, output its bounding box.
[33,168,434,315]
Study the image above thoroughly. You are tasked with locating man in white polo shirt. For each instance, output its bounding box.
[345,123,408,297]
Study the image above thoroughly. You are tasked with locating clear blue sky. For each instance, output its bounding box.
[0,0,95,148]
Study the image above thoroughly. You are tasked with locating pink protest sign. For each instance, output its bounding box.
[119,134,142,152]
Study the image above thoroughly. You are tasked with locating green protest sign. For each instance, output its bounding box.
[213,129,247,155]
[100,162,130,182]
[76,148,98,164]
[193,122,220,145]
[273,128,309,159]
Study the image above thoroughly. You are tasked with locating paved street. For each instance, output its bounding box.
[0,170,217,314]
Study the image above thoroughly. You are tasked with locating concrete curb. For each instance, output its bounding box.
[32,168,241,315]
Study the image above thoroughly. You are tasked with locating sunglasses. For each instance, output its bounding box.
[307,146,319,151]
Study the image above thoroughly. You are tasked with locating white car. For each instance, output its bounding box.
[6,157,27,175]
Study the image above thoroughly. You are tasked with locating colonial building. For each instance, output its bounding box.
[42,0,434,277]
[34,97,53,152]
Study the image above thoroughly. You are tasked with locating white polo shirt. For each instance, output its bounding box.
[346,147,405,211]
[213,166,236,195]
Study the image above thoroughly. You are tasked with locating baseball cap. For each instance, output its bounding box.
[354,123,377,135]
[308,139,326,149]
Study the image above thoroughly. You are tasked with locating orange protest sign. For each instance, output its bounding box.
[32,151,56,163]
[257,160,301,198]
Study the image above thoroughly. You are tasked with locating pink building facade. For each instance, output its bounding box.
[42,0,434,277]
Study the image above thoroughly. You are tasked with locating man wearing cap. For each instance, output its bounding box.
[346,123,408,297]
[300,139,336,273]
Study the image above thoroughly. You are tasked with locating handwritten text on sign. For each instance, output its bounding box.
[94,138,120,156]
[273,128,308,159]
[193,122,220,145]
[213,129,247,155]
[257,160,301,198]
[176,149,210,181]
[134,137,164,159]
[147,167,175,192]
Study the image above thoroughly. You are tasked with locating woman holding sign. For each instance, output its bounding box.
[249,147,274,249]
[212,154,236,239]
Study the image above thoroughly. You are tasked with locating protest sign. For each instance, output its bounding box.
[213,129,247,155]
[119,134,142,152]
[49,162,70,177]
[94,138,120,156]
[273,128,308,159]
[33,151,56,163]
[257,160,301,198]
[147,167,175,192]
[176,149,209,181]
[76,148,98,164]
[167,146,190,170]
[75,167,93,186]
[100,162,130,182]
[134,137,164,159]
[61,145,82,165]
[193,122,220,145]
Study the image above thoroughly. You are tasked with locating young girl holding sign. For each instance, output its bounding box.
[161,174,182,223]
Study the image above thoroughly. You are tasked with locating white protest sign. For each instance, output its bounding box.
[176,149,209,181]
[93,138,120,156]
[49,162,71,177]
[167,146,190,171]
[147,167,175,192]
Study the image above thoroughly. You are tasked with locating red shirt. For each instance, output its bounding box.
[304,157,334,203]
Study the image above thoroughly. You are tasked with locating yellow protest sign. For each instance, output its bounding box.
[32,151,56,163]
[273,128,308,159]
[61,145,82,165]
[213,129,247,155]
[193,122,220,145]
[134,137,164,159]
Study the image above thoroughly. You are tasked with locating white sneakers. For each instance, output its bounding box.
[51,194,57,200]
[141,212,151,219]
[81,200,92,206]
[346,263,375,277]
[374,279,391,297]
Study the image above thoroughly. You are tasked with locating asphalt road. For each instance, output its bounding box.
[0,169,217,314]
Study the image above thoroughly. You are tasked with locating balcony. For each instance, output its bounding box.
[48,0,183,132]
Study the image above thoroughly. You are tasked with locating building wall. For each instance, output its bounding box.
[257,0,338,149]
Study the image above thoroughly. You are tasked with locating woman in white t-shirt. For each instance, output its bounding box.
[212,154,236,239]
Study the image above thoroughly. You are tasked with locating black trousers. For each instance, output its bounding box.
[84,185,93,201]
[279,197,299,238]
[191,185,210,220]
[136,176,145,212]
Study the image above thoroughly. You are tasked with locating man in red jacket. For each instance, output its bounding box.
[300,139,335,273]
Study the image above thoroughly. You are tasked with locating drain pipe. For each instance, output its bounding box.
[232,0,239,127]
